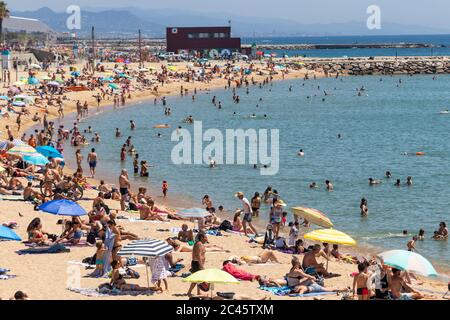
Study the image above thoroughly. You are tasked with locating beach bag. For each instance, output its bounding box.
[198,282,210,292]
[86,231,97,245]
[126,268,140,279]
[219,220,232,231]
[129,202,138,211]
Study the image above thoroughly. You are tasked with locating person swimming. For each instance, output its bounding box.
[298,149,305,157]
[368,177,381,185]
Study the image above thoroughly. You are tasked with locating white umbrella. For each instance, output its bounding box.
[378,250,438,277]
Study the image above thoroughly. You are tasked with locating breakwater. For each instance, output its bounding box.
[286,56,450,75]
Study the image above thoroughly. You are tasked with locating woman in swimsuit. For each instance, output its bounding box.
[110,260,159,292]
[26,217,51,245]
[108,220,122,262]
[202,195,213,211]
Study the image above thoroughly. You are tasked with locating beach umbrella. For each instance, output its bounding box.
[108,83,119,90]
[12,101,26,107]
[38,199,87,216]
[167,66,177,71]
[0,95,10,100]
[29,63,41,70]
[7,144,40,157]
[36,146,63,159]
[0,225,22,241]
[183,268,239,298]
[23,154,49,166]
[41,75,52,81]
[291,207,333,228]
[118,239,174,288]
[176,207,211,219]
[0,139,25,150]
[118,239,173,258]
[304,228,356,246]
[71,71,80,77]
[378,250,437,277]
[28,77,40,85]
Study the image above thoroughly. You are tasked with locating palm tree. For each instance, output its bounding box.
[0,1,10,44]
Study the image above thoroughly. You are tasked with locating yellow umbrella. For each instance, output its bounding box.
[304,228,356,246]
[291,207,333,228]
[183,268,239,297]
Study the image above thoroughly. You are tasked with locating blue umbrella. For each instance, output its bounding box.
[36,146,63,159]
[28,77,40,85]
[378,250,438,277]
[0,95,10,100]
[23,154,49,166]
[38,199,87,216]
[0,225,22,241]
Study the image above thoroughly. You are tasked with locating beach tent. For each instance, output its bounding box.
[38,199,87,216]
[118,239,173,288]
[36,146,63,159]
[291,207,333,228]
[183,269,239,298]
[0,225,21,241]
[378,250,437,277]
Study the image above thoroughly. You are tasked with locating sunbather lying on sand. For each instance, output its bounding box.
[229,249,280,265]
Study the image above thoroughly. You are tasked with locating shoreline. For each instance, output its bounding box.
[25,73,450,278]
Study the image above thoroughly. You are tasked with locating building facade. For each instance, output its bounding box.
[166,26,243,58]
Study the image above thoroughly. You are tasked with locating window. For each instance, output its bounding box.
[198,33,210,38]
[172,28,178,34]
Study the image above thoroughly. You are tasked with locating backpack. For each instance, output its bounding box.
[219,220,232,231]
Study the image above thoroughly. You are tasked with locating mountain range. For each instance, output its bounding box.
[12,6,450,38]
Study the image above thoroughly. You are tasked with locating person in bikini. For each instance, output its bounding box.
[229,250,280,265]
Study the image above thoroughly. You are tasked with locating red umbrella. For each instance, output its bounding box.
[256,51,264,56]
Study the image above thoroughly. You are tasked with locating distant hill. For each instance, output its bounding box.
[12,7,164,37]
[12,7,450,38]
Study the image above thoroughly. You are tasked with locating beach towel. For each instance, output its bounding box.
[25,241,92,248]
[67,287,155,297]
[222,262,258,281]
[259,285,336,297]
[206,229,222,236]
[0,268,16,280]
[0,195,24,201]
[168,263,185,274]
[16,243,70,255]
[170,227,182,234]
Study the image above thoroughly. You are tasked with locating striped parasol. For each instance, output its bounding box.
[7,144,41,157]
[303,228,356,246]
[176,207,211,219]
[118,239,173,258]
[0,139,26,150]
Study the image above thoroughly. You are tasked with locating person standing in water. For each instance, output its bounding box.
[87,148,98,178]
[360,198,368,216]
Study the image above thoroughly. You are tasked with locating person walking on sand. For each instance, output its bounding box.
[353,262,371,300]
[87,148,98,178]
[235,192,258,236]
[119,169,131,211]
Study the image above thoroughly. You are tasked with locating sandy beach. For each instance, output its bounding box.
[1,58,449,301]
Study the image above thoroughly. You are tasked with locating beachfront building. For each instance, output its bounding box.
[166,26,244,58]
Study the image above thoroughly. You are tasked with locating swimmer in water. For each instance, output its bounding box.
[360,198,368,216]
[337,134,341,139]
[394,179,401,187]
[406,176,413,186]
[385,171,392,179]
[250,114,256,118]
[325,180,333,191]
[309,182,318,189]
[368,178,381,185]
[115,128,121,137]
[298,149,305,157]
[157,133,162,138]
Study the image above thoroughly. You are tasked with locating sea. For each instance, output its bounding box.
[59,35,450,272]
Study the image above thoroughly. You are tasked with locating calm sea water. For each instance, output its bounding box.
[242,35,450,57]
[62,74,450,270]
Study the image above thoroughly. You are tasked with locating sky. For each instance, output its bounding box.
[8,0,450,29]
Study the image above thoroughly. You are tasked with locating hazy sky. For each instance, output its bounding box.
[8,0,450,28]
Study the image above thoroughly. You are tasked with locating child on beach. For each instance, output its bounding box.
[352,262,371,300]
[162,180,168,197]
[94,241,106,274]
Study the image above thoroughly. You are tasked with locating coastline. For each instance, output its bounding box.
[2,59,449,300]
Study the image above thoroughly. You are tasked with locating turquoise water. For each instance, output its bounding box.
[62,74,450,270]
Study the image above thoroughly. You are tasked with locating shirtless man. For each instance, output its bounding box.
[352,263,371,300]
[23,182,44,202]
[138,199,167,221]
[178,224,194,242]
[87,148,97,178]
[407,236,418,252]
[388,268,424,300]
[119,169,130,211]
[187,233,207,296]
[302,244,331,277]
